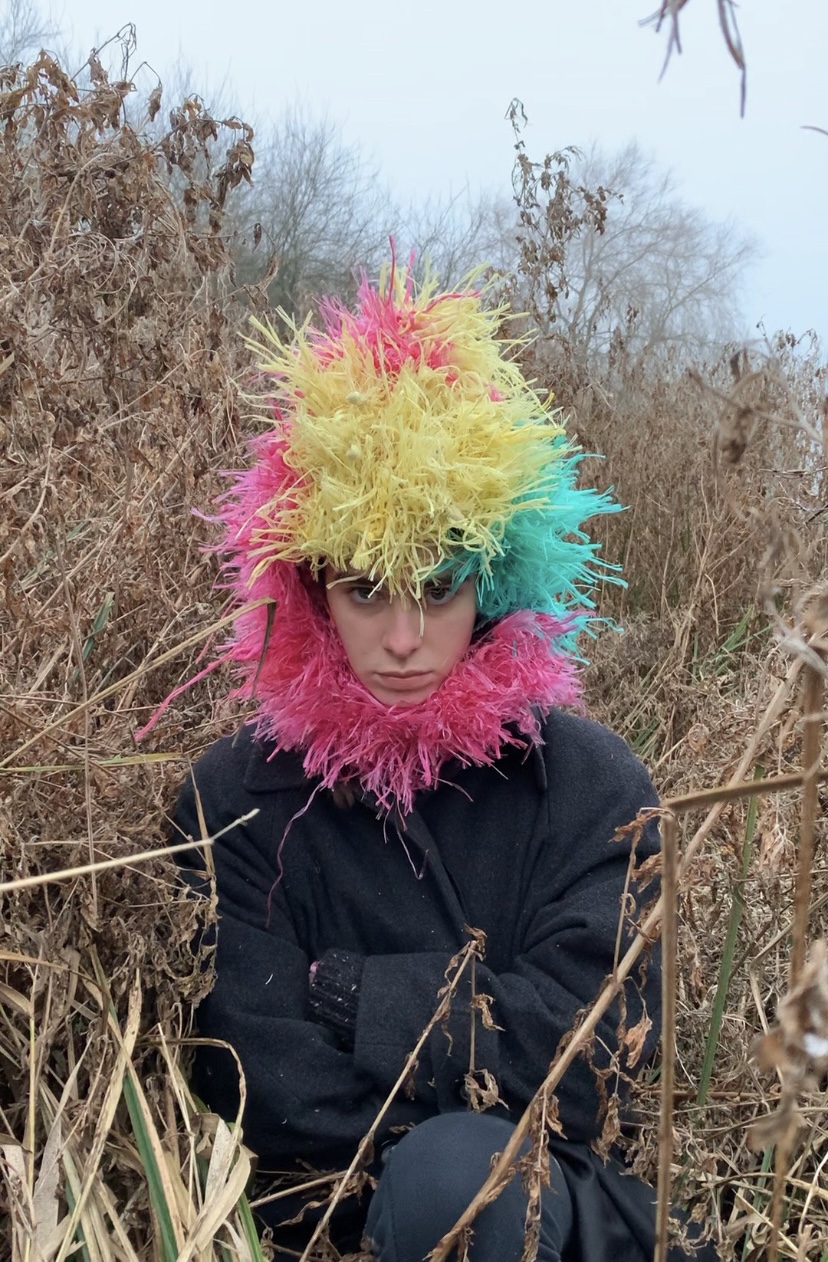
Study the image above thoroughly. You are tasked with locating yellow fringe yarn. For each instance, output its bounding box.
[245,272,566,597]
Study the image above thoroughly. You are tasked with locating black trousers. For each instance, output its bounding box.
[365,1112,572,1261]
[364,1113,718,1262]
[269,1113,718,1261]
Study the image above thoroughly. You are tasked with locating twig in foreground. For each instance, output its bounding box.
[768,651,825,1262]
[654,814,678,1262]
[0,814,258,895]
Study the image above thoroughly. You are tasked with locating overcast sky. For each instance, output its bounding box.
[62,1,828,341]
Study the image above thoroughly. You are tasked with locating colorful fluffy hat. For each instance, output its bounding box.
[149,260,620,813]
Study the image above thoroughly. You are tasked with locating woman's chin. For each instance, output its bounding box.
[368,683,440,707]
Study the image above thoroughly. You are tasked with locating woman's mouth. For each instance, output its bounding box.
[376,671,436,693]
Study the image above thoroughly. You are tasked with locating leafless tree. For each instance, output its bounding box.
[506,135,758,368]
[226,107,397,321]
[396,189,514,289]
[0,0,60,63]
[564,144,757,362]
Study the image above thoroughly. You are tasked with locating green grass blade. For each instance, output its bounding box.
[235,1191,267,1262]
[742,1146,774,1261]
[82,591,114,662]
[63,1181,92,1262]
[696,767,762,1107]
[122,1070,180,1262]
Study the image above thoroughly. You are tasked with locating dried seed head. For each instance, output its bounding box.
[750,940,828,1148]
[759,940,828,1081]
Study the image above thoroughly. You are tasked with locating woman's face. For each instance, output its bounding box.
[323,566,478,706]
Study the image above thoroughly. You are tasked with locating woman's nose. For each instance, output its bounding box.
[381,601,424,659]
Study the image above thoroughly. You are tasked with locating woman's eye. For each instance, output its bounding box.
[425,585,454,606]
[350,584,385,604]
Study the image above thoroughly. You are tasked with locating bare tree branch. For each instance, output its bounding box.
[506,139,758,368]
[0,0,60,64]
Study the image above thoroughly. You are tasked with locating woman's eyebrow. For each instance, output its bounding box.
[325,571,383,591]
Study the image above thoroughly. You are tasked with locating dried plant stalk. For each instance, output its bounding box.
[654,813,678,1262]
[789,660,825,986]
[767,651,825,1262]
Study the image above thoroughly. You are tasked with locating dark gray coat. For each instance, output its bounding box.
[173,711,662,1176]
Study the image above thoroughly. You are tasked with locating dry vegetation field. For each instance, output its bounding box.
[1,50,827,1262]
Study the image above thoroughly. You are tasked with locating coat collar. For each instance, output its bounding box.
[240,727,308,793]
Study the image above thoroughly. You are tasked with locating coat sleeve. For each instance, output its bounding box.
[351,722,662,1143]
[172,748,428,1166]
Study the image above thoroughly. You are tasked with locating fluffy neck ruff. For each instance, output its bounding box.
[227,564,581,816]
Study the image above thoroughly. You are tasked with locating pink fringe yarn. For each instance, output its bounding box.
[222,552,581,816]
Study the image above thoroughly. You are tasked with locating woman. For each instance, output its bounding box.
[171,264,707,1260]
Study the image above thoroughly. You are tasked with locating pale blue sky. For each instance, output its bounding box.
[62,0,828,340]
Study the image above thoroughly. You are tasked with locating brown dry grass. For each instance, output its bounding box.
[0,50,265,1258]
[1,46,827,1262]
